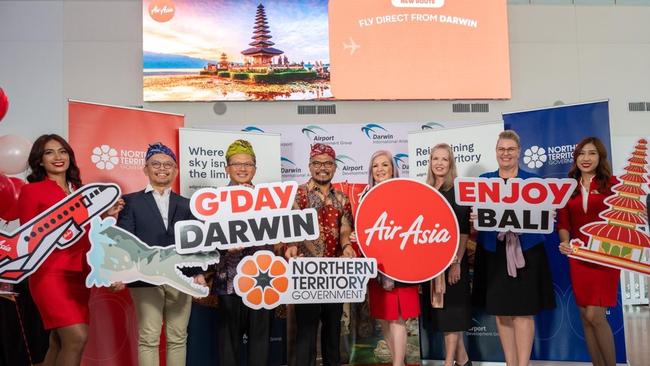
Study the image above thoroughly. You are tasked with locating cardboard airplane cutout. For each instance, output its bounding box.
[0,183,120,283]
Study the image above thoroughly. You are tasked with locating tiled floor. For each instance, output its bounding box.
[625,305,649,366]
[419,305,650,366]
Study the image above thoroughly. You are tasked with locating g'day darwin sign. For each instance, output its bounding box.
[174,181,319,253]
[455,177,576,234]
[355,179,459,283]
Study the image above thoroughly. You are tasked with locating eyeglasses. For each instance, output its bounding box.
[148,161,176,169]
[310,161,335,169]
[229,162,256,169]
[496,147,518,155]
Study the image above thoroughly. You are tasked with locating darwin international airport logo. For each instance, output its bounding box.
[361,123,396,143]
[91,145,119,170]
[281,157,303,176]
[393,153,409,171]
[241,126,265,133]
[421,122,446,130]
[235,252,289,309]
[523,146,548,169]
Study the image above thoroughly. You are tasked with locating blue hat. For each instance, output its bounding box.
[146,142,177,162]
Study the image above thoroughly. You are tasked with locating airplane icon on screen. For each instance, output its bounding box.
[0,183,120,283]
[343,38,360,55]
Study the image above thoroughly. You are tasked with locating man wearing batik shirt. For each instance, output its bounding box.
[285,143,356,366]
[213,139,270,366]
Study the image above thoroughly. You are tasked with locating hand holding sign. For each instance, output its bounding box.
[355,179,459,283]
[455,177,576,234]
[176,181,320,254]
[235,250,377,309]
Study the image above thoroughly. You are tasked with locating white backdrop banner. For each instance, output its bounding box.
[408,122,503,181]
[218,122,485,183]
[179,128,281,196]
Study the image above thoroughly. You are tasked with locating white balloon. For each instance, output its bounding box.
[0,134,32,174]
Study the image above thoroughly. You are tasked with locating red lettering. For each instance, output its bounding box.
[548,182,573,205]
[522,182,547,204]
[457,181,476,203]
[478,181,500,204]
[502,181,519,204]
[273,185,294,209]
[254,188,277,210]
[194,191,219,217]
[231,189,253,213]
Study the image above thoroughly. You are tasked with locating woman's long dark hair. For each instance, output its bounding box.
[567,137,612,196]
[26,134,82,187]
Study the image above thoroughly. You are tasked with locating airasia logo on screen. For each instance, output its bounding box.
[148,0,176,23]
[355,179,458,283]
[391,0,445,8]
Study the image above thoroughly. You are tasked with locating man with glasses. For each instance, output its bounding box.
[285,143,356,366]
[114,142,204,366]
[212,139,271,366]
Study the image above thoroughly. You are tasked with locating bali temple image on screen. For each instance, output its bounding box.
[143,0,331,101]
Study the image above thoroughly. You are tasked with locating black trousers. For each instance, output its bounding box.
[217,294,271,366]
[294,303,343,366]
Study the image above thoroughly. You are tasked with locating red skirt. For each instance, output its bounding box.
[29,270,90,330]
[569,257,620,307]
[368,280,420,321]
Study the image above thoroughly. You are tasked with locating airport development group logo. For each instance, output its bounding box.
[421,122,446,130]
[301,125,352,145]
[523,146,548,169]
[336,155,365,175]
[241,126,265,133]
[302,125,334,142]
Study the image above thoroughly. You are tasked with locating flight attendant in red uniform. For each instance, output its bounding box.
[17,134,122,366]
[558,136,619,366]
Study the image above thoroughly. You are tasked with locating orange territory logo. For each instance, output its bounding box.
[234,251,289,309]
[355,179,459,283]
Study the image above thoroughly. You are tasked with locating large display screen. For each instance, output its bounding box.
[143,0,510,101]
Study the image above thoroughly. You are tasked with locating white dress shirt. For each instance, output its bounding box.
[145,184,172,229]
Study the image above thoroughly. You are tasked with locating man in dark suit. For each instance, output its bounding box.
[115,142,204,366]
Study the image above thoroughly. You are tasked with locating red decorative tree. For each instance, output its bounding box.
[574,139,650,275]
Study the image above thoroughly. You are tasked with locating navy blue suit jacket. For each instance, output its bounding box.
[117,189,195,286]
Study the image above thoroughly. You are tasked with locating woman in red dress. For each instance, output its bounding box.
[354,150,420,366]
[18,134,122,366]
[558,137,619,366]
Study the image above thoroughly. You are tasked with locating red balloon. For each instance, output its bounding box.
[0,173,17,219]
[0,88,8,122]
[1,177,26,221]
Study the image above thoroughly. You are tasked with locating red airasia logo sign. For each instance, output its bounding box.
[355,179,459,283]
